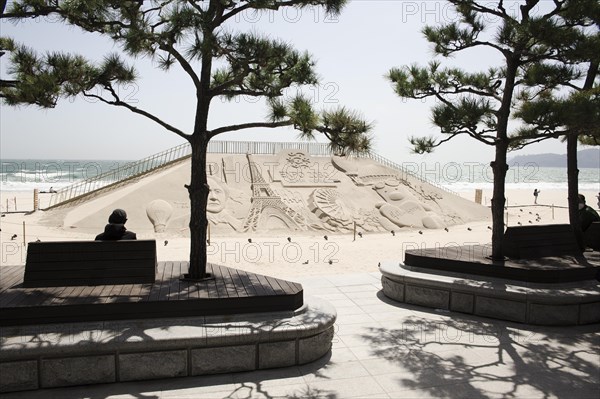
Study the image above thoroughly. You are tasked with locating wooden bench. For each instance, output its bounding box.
[584,221,600,251]
[503,224,582,259]
[24,240,157,287]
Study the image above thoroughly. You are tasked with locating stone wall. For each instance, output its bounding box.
[0,297,336,393]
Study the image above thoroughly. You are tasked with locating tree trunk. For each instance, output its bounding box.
[566,133,583,249]
[489,54,518,260]
[186,136,210,278]
[568,59,599,250]
[490,141,509,260]
[186,20,214,279]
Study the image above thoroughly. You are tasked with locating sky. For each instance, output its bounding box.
[0,0,582,165]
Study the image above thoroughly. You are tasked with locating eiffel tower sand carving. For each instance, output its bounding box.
[242,154,307,232]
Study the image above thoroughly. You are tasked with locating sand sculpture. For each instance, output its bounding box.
[242,154,308,231]
[146,199,173,232]
[59,150,489,235]
[206,177,245,230]
[372,180,445,229]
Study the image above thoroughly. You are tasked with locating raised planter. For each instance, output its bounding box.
[0,296,335,393]
[380,262,600,326]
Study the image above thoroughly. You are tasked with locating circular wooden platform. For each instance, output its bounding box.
[1,262,303,327]
[403,245,600,283]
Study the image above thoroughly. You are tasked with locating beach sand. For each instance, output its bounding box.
[1,188,598,278]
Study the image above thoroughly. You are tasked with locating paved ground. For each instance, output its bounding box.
[1,272,598,399]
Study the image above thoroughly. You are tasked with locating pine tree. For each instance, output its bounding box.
[515,2,599,248]
[1,0,372,279]
[387,0,594,260]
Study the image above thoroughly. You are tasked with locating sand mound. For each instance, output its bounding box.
[46,151,489,236]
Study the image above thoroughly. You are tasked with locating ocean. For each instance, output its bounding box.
[0,159,133,192]
[402,161,600,192]
[0,158,598,193]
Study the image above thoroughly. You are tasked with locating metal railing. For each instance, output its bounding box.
[206,140,333,156]
[363,152,459,196]
[48,142,192,207]
[48,139,456,207]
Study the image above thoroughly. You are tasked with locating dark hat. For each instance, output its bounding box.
[578,194,586,203]
[108,209,127,224]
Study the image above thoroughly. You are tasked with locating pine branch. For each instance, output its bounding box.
[159,42,202,92]
[460,1,510,20]
[218,89,273,97]
[83,84,189,140]
[218,0,343,25]
[209,120,293,137]
[509,133,559,150]
[210,74,245,96]
[218,2,255,24]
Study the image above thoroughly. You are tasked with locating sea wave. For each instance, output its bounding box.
[0,181,72,192]
[0,179,118,192]
[2,158,597,193]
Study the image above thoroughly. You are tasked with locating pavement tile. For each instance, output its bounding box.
[338,284,380,293]
[521,369,600,392]
[4,272,599,399]
[338,332,403,349]
[233,382,310,399]
[313,292,350,301]
[358,304,405,316]
[4,380,164,399]
[345,290,379,299]
[161,390,238,399]
[359,358,410,377]
[351,297,392,307]
[306,375,387,398]
[334,305,368,316]
[323,298,358,308]
[336,322,383,337]
[472,363,519,378]
[328,346,359,363]
[373,370,474,394]
[348,345,398,360]
[421,346,499,366]
[368,310,413,323]
[353,394,390,399]
[303,288,343,297]
[386,380,500,398]
[334,313,378,325]
[551,387,600,399]
[297,277,337,288]
[469,378,588,399]
[326,274,380,287]
[231,366,304,387]
[159,374,236,395]
[299,360,371,383]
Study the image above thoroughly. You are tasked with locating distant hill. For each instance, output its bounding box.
[508,148,600,168]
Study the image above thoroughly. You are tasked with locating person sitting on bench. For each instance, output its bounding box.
[95,209,137,240]
[578,194,600,232]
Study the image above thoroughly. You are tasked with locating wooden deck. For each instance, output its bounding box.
[405,245,600,283]
[0,262,303,326]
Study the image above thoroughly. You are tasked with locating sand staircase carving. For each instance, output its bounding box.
[242,154,306,232]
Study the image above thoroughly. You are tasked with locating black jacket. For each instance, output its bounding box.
[95,223,137,241]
